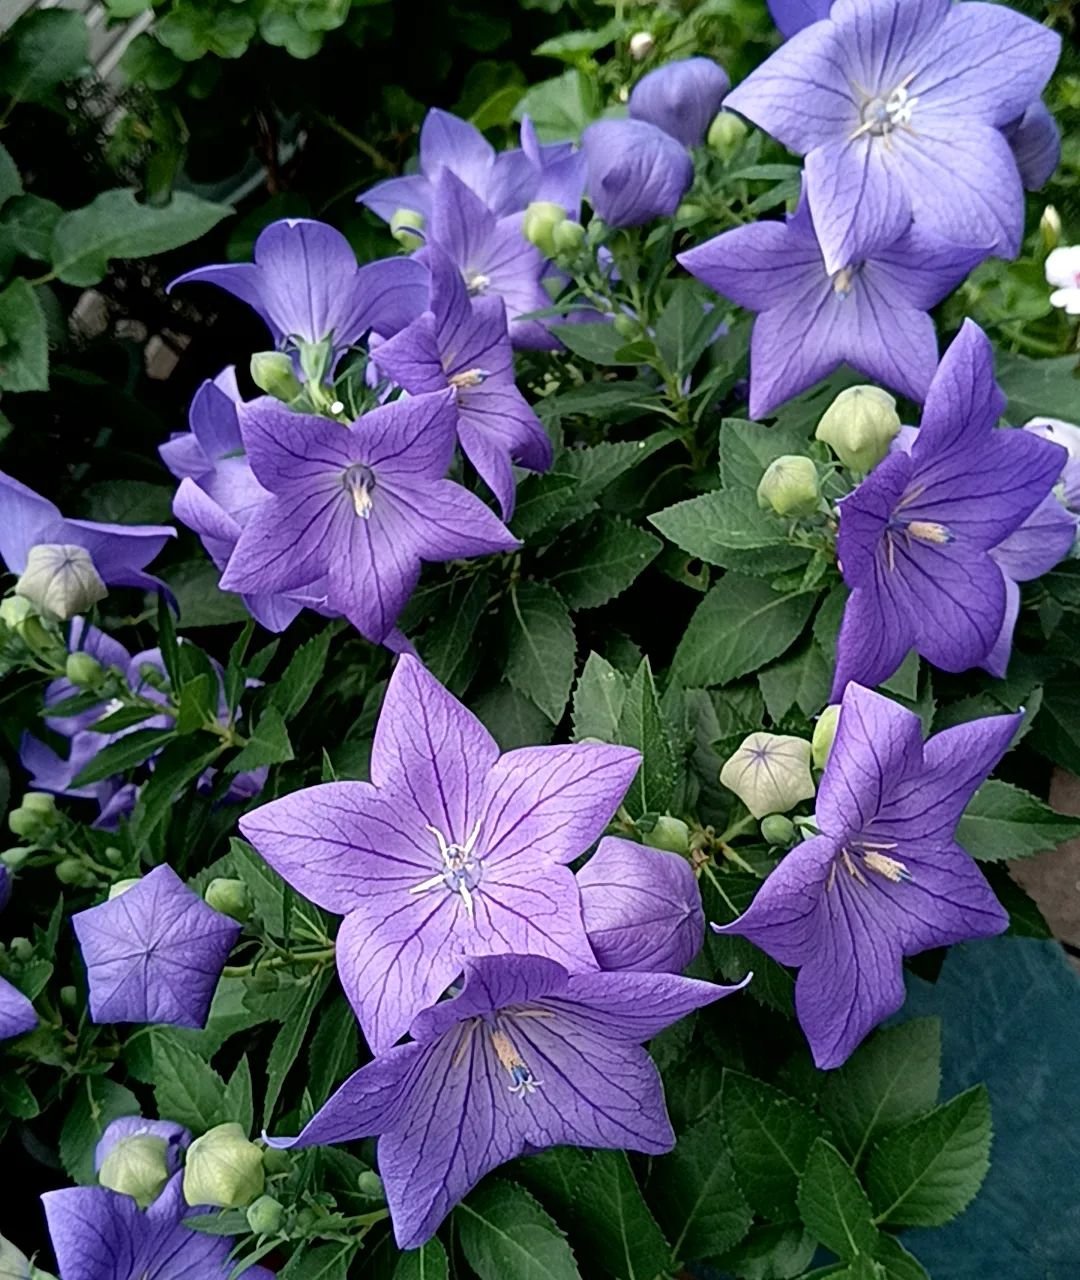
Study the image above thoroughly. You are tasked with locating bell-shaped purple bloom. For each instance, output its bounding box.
[42,1176,274,1280]
[268,952,746,1247]
[72,865,240,1028]
[678,190,985,417]
[95,1118,191,1178]
[582,119,694,228]
[240,655,641,1054]
[170,218,427,358]
[727,0,1060,273]
[578,837,705,973]
[1004,99,1061,191]
[372,247,552,519]
[629,57,730,148]
[767,0,830,38]
[218,390,517,645]
[158,367,243,482]
[831,322,1068,697]
[717,682,1017,1068]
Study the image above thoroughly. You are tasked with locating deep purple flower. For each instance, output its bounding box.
[582,119,694,228]
[158,368,243,482]
[72,865,240,1028]
[831,322,1067,697]
[267,953,745,1247]
[727,0,1060,273]
[240,655,641,1053]
[1004,100,1061,190]
[372,247,552,519]
[95,1118,191,1178]
[767,0,829,38]
[42,1176,274,1280]
[678,190,984,417]
[629,57,730,148]
[577,837,705,973]
[716,682,1017,1068]
[170,218,427,358]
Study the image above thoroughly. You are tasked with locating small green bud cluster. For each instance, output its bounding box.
[756,455,821,518]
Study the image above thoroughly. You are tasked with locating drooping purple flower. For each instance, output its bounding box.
[72,865,240,1028]
[582,119,694,228]
[240,655,641,1053]
[767,0,830,38]
[678,190,984,417]
[831,322,1067,697]
[716,682,1017,1068]
[95,1118,191,1178]
[42,1176,274,1280]
[170,218,427,359]
[371,247,552,519]
[1004,99,1061,190]
[218,390,517,646]
[577,837,705,973]
[267,953,746,1247]
[1026,417,1080,510]
[726,0,1060,273]
[629,57,730,148]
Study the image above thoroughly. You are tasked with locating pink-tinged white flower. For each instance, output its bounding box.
[1046,245,1080,315]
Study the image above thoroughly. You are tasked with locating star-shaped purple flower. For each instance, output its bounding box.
[240,655,641,1053]
[72,865,240,1028]
[581,119,694,228]
[716,682,1017,1068]
[831,321,1067,697]
[629,57,730,148]
[267,953,745,1247]
[678,189,985,417]
[217,390,517,645]
[728,0,1060,273]
[372,247,552,519]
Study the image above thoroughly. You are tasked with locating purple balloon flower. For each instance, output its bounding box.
[578,837,705,973]
[629,57,730,148]
[582,119,694,228]
[267,953,746,1247]
[726,0,1060,273]
[1004,99,1061,191]
[240,655,641,1053]
[767,0,830,38]
[94,1118,191,1177]
[217,390,517,646]
[831,322,1067,697]
[716,682,1017,1068]
[372,247,553,519]
[158,367,244,483]
[678,188,984,417]
[0,869,36,1042]
[72,865,240,1028]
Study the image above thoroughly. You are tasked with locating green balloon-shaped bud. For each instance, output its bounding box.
[98,1134,171,1209]
[250,352,302,404]
[16,545,107,621]
[644,815,690,856]
[812,703,841,771]
[552,218,586,257]
[56,859,94,887]
[0,596,35,631]
[65,651,104,688]
[246,1194,284,1236]
[8,807,47,841]
[522,201,567,258]
[1,848,31,870]
[9,937,32,962]
[720,732,816,819]
[108,878,142,899]
[357,1170,385,1199]
[815,385,901,474]
[183,1123,265,1210]
[21,793,56,817]
[706,111,748,161]
[390,207,425,249]
[760,814,796,847]
[756,455,821,518]
[204,877,252,922]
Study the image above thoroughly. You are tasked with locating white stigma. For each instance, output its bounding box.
[408,820,483,919]
[342,464,376,519]
[490,1026,542,1099]
[851,73,919,141]
[466,272,491,296]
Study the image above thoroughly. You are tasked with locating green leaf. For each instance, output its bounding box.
[617,657,677,816]
[649,489,807,575]
[151,1031,227,1133]
[269,630,332,720]
[714,1223,818,1280]
[872,1235,930,1280]
[222,1056,254,1135]
[0,195,59,263]
[533,20,624,61]
[721,1070,829,1220]
[996,351,1080,423]
[758,642,832,722]
[393,1239,449,1280]
[307,996,358,1107]
[548,517,661,610]
[549,322,648,365]
[264,971,331,1126]
[278,1243,354,1279]
[0,277,48,393]
[70,728,176,788]
[505,582,576,723]
[161,561,252,626]
[654,280,720,378]
[0,1072,39,1120]
[421,572,490,695]
[865,1085,992,1227]
[129,736,222,847]
[226,706,294,772]
[457,1179,581,1280]
[511,472,579,540]
[957,779,1080,861]
[223,837,296,937]
[672,575,818,688]
[572,651,629,743]
[60,1078,139,1184]
[720,418,814,492]
[0,10,88,108]
[50,189,232,288]
[650,1116,753,1263]
[818,1019,941,1165]
[175,673,217,734]
[0,143,23,206]
[471,681,556,750]
[513,68,598,141]
[797,1139,879,1262]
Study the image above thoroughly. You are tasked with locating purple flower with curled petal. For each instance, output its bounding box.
[267,952,746,1247]
[95,1118,191,1179]
[372,247,552,519]
[578,837,705,974]
[158,368,243,483]
[582,119,693,228]
[629,57,730,148]
[767,0,830,38]
[727,0,1060,273]
[1004,99,1061,191]
[72,865,240,1028]
[678,188,985,418]
[831,322,1067,697]
[240,655,642,1054]
[716,682,1016,1068]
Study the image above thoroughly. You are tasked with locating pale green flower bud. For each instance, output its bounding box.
[21,793,56,818]
[98,1134,171,1209]
[357,1170,385,1199]
[65,651,104,688]
[552,219,586,257]
[707,111,748,161]
[1,848,31,870]
[720,732,816,819]
[9,938,32,962]
[1040,205,1061,253]
[0,596,34,630]
[8,808,47,841]
[390,207,425,249]
[812,704,841,770]
[183,1123,265,1210]
[57,859,94,887]
[0,1232,32,1280]
[760,814,796,847]
[756,455,821,518]
[16,545,107,621]
[262,1147,291,1175]
[815,385,901,474]
[204,877,252,922]
[629,31,655,60]
[250,352,302,404]
[522,201,567,258]
[246,1194,284,1236]
[644,816,690,856]
[108,877,143,900]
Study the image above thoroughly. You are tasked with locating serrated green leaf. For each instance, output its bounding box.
[268,629,332,721]
[957,779,1080,861]
[572,651,629,743]
[151,1031,227,1133]
[263,971,331,1127]
[0,1072,39,1120]
[0,195,59,263]
[70,728,176,788]
[457,1179,581,1280]
[0,143,21,206]
[703,871,793,1014]
[308,996,358,1108]
[872,1235,930,1280]
[162,560,252,627]
[222,1056,254,1135]
[175,672,217,734]
[505,582,575,723]
[549,517,660,610]
[714,1223,818,1280]
[797,1139,879,1261]
[130,735,223,846]
[720,418,814,491]
[617,657,677,816]
[421,572,490,695]
[278,1242,354,1279]
[654,280,720,377]
[226,706,294,772]
[393,1239,448,1280]
[471,681,556,750]
[511,472,580,540]
[649,489,807,576]
[60,1078,139,1184]
[758,643,832,722]
[650,1116,752,1263]
[549,322,643,365]
[576,1150,670,1280]
[0,10,89,108]
[996,350,1080,423]
[0,277,48,393]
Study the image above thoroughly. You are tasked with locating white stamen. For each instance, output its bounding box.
[466,273,491,295]
[407,821,484,918]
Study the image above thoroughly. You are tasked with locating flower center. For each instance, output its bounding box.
[831,266,859,298]
[827,840,912,891]
[407,821,483,918]
[342,463,376,519]
[448,367,491,390]
[466,272,491,296]
[851,74,918,140]
[490,1025,543,1099]
[882,517,954,571]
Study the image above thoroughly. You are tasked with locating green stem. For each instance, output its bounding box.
[311,112,397,174]
[222,946,335,979]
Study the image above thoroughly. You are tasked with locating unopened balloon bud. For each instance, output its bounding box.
[0,596,34,630]
[8,807,47,841]
[262,1147,291,1175]
[57,859,94,887]
[1040,205,1062,253]
[757,455,821,518]
[629,31,655,60]
[552,218,586,257]
[613,313,639,339]
[760,814,796,847]
[1,848,31,870]
[390,207,425,249]
[815,385,901,474]
[16,545,107,622]
[250,352,302,404]
[21,793,56,818]
[108,877,142,900]
[357,1170,385,1199]
[204,877,251,922]
[707,111,748,161]
[9,937,32,962]
[522,201,567,258]
[59,985,77,1009]
[246,1194,284,1236]
[812,704,841,770]
[644,816,690,856]
[98,1134,171,1209]
[104,846,124,866]
[182,1123,265,1210]
[65,651,104,688]
[720,733,816,819]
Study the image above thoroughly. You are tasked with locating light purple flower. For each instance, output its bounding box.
[240,655,641,1053]
[217,390,517,646]
[577,837,705,973]
[95,1118,191,1177]
[1026,416,1080,509]
[267,953,746,1247]
[727,0,1060,273]
[372,247,552,519]
[678,190,984,417]
[629,57,730,148]
[716,682,1017,1068]
[1004,99,1061,190]
[0,977,35,1041]
[158,367,243,483]
[582,119,694,228]
[72,865,240,1028]
[767,0,830,38]
[831,322,1067,697]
